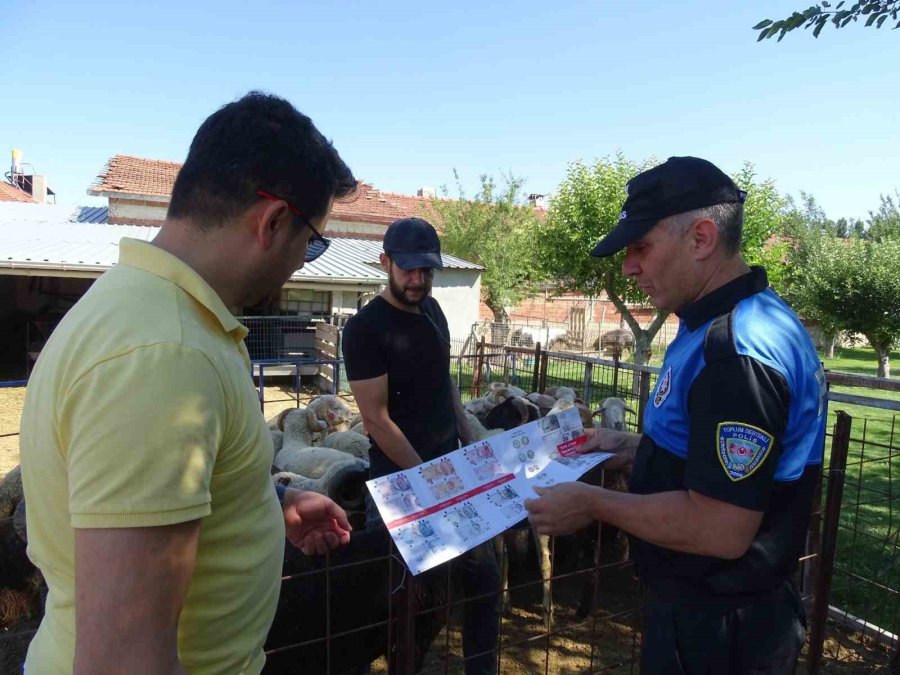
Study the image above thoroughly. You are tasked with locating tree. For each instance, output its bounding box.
[754,2,900,41]
[732,163,792,291]
[431,173,543,327]
[536,154,663,366]
[867,190,900,241]
[790,234,900,377]
[537,155,792,366]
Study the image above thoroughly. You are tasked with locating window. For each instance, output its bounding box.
[279,289,331,316]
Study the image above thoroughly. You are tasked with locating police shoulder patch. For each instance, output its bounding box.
[716,422,773,482]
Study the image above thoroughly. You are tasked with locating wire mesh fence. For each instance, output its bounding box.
[4,343,900,672]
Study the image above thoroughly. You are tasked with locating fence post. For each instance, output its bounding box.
[258,364,266,414]
[538,348,549,394]
[396,573,418,675]
[502,349,510,383]
[807,410,853,675]
[612,352,620,395]
[583,361,594,406]
[636,369,651,433]
[532,342,542,393]
[472,335,486,398]
[510,350,517,386]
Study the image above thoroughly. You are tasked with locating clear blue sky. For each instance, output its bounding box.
[2,1,897,222]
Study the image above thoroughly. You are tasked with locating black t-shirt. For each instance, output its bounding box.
[341,295,458,479]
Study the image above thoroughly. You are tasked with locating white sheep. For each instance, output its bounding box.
[306,395,355,436]
[270,430,284,460]
[321,431,370,461]
[464,382,528,423]
[272,456,367,496]
[275,445,364,479]
[594,397,634,431]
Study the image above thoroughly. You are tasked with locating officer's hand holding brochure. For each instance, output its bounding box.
[366,407,613,574]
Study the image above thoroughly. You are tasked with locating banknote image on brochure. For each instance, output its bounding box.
[366,407,613,575]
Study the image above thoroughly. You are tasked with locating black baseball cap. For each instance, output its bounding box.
[383,217,444,270]
[590,156,747,257]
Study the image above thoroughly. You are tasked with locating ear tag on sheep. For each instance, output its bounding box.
[716,422,773,482]
[653,366,672,408]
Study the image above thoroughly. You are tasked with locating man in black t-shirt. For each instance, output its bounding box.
[342,217,500,675]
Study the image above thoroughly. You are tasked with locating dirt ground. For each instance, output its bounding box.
[0,382,354,480]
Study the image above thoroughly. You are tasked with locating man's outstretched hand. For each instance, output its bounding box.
[282,489,352,555]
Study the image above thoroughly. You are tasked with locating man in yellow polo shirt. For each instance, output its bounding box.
[19,92,357,674]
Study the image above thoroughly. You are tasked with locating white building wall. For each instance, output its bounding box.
[109,199,168,224]
[430,269,481,343]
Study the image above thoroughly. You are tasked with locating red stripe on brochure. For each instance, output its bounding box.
[557,434,588,457]
[386,473,516,530]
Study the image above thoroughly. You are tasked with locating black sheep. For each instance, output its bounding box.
[263,526,449,674]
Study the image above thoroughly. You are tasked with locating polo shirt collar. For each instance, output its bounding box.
[118,238,248,339]
[678,266,769,332]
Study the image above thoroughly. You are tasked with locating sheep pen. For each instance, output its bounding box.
[0,381,891,674]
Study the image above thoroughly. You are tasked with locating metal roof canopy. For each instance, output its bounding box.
[0,202,482,284]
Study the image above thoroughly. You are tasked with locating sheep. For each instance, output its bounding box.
[320,431,370,461]
[545,385,577,404]
[306,395,355,437]
[349,421,366,436]
[275,409,371,526]
[526,392,557,417]
[270,430,284,460]
[0,466,23,519]
[464,382,527,424]
[272,461,369,529]
[275,446,366,481]
[464,412,503,441]
[263,529,449,674]
[269,396,355,441]
[593,396,635,432]
[484,396,540,431]
[0,510,43,631]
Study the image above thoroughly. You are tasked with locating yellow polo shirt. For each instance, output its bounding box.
[20,238,284,674]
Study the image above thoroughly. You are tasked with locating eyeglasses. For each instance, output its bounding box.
[256,190,330,262]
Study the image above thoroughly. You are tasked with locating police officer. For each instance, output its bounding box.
[525,156,826,674]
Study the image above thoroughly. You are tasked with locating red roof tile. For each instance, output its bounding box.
[89,155,182,197]
[0,181,37,203]
[88,155,437,224]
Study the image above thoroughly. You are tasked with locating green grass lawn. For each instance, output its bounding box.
[451,345,900,636]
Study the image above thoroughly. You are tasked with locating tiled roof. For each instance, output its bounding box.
[87,155,437,224]
[88,155,182,197]
[0,181,37,203]
[0,203,481,280]
[331,182,437,225]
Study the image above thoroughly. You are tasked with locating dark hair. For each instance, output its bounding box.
[168,91,356,228]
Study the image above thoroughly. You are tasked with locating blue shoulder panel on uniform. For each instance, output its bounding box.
[731,289,826,479]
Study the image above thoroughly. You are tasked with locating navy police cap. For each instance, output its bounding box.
[590,156,747,258]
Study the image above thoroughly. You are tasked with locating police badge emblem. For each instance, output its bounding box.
[653,366,672,408]
[717,422,773,481]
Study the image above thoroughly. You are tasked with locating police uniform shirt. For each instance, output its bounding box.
[630,266,826,600]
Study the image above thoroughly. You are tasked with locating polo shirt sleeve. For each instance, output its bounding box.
[62,342,225,528]
[685,356,789,511]
[342,317,387,381]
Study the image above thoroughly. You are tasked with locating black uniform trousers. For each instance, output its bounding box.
[639,579,806,674]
